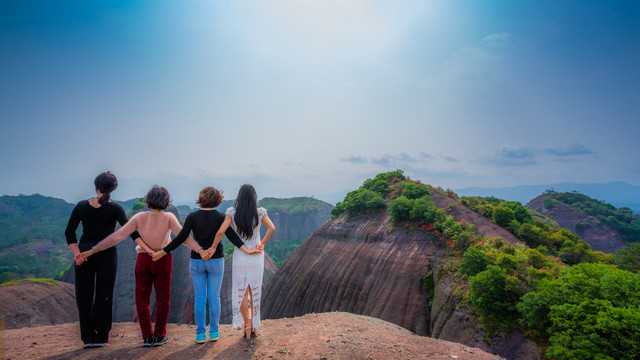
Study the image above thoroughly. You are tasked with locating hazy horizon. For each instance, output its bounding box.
[2,1,639,205]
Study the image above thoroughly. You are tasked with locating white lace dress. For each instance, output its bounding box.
[226,207,266,330]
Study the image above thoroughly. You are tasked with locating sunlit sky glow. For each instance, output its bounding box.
[1,1,639,204]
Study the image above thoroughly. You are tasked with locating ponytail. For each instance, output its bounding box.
[94,171,118,205]
[98,192,111,205]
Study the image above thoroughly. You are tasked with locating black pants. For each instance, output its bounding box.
[75,244,117,344]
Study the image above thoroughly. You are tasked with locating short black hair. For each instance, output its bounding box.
[145,185,170,210]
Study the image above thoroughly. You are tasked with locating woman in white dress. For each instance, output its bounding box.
[211,184,275,339]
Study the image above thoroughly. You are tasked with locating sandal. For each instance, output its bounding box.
[244,323,252,339]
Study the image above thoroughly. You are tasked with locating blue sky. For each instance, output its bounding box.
[1,1,639,205]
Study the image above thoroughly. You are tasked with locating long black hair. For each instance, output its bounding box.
[94,171,118,205]
[234,184,258,239]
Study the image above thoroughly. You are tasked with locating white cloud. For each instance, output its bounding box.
[482,33,511,47]
[545,143,596,157]
[437,33,511,91]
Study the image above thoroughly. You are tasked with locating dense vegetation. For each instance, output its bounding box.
[0,194,77,282]
[333,171,640,359]
[457,194,640,359]
[613,242,640,272]
[0,194,149,284]
[460,195,611,264]
[518,263,639,360]
[545,190,640,242]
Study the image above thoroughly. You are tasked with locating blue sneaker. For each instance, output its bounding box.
[209,331,220,342]
[195,333,207,344]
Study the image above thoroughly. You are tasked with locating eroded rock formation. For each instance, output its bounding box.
[262,189,541,360]
[262,209,436,335]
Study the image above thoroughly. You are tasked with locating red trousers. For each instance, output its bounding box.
[135,252,172,338]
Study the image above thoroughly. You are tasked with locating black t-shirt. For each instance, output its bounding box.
[65,200,141,245]
[163,209,244,259]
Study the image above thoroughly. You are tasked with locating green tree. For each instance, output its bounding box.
[518,263,640,358]
[331,188,385,217]
[389,196,414,221]
[401,182,430,199]
[460,246,490,277]
[547,300,640,360]
[492,206,516,228]
[496,253,518,272]
[409,196,436,222]
[469,265,523,331]
[504,201,532,224]
[362,178,390,194]
[524,249,549,269]
[613,242,640,272]
[518,223,545,248]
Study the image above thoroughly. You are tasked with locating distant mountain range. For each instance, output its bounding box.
[456,182,640,212]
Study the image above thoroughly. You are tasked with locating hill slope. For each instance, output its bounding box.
[0,279,77,329]
[0,194,76,282]
[526,195,628,253]
[456,181,640,212]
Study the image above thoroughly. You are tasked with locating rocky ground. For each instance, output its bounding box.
[2,312,503,360]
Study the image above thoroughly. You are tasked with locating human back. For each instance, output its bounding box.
[183,209,229,256]
[226,206,266,245]
[70,200,130,244]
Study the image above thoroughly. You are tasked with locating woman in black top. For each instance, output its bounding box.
[65,172,148,348]
[152,186,260,343]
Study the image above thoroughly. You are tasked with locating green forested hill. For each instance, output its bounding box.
[0,194,76,282]
[0,194,142,283]
[545,190,640,242]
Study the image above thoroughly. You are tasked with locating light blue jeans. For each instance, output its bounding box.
[189,257,224,334]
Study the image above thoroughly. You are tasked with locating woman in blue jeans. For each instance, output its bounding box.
[153,187,260,342]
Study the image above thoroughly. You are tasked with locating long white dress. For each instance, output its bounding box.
[227,206,266,330]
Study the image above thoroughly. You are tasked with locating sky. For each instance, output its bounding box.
[1,0,639,205]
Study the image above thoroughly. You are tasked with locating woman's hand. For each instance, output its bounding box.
[135,238,154,255]
[151,250,166,262]
[74,253,87,266]
[256,242,265,253]
[70,243,86,266]
[77,249,95,264]
[240,245,262,255]
[199,248,212,261]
